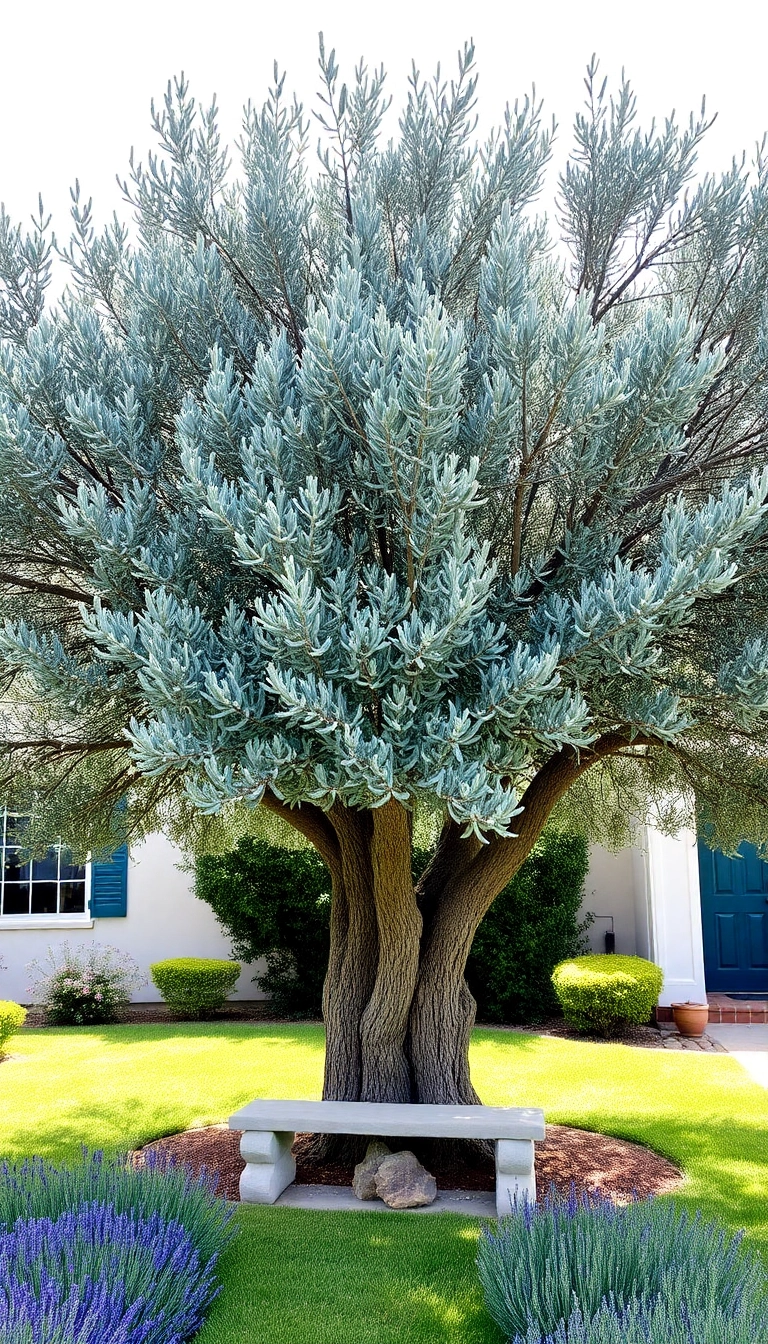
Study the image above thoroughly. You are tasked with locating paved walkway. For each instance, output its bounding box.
[706,1023,768,1088]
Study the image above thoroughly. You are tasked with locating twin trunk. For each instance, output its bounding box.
[321,799,492,1109]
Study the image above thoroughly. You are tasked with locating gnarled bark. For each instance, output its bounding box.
[292,734,650,1158]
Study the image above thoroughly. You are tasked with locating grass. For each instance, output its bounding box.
[2,1022,768,1342]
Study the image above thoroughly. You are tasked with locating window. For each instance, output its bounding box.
[0,811,87,918]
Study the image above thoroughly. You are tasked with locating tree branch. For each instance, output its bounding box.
[261,788,341,873]
[0,572,93,603]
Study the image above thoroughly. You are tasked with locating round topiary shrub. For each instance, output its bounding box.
[551,954,663,1035]
[0,1001,26,1057]
[149,958,241,1018]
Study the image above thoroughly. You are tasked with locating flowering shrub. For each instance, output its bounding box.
[477,1187,768,1343]
[26,943,145,1025]
[514,1296,768,1344]
[0,1150,234,1265]
[0,1151,236,1344]
[0,1002,26,1057]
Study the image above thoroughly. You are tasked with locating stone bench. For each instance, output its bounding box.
[228,1098,545,1218]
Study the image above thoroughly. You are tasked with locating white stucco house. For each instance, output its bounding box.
[1,811,766,1014]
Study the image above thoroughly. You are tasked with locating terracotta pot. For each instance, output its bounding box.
[671,1002,710,1037]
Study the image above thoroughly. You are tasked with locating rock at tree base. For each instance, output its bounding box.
[374,1151,437,1208]
[352,1141,391,1200]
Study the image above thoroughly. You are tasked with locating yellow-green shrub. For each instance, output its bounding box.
[552,954,663,1035]
[0,1001,27,1057]
[149,958,240,1018]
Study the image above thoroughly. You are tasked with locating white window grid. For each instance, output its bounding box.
[0,809,87,918]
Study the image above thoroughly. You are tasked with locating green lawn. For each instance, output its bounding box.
[3,1023,768,1343]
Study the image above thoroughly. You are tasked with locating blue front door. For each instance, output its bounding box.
[698,842,768,994]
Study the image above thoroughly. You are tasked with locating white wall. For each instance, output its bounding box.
[642,825,707,1006]
[580,844,639,956]
[578,827,707,1006]
[0,833,265,1005]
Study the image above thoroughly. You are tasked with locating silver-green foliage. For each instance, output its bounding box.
[0,1150,235,1266]
[477,1190,768,1342]
[515,1296,768,1344]
[1,46,768,854]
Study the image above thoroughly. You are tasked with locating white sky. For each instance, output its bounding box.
[0,0,765,244]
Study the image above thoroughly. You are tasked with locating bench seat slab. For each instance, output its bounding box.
[229,1099,545,1141]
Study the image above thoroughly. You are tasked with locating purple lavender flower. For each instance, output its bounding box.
[0,1202,220,1343]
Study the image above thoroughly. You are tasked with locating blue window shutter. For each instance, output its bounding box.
[90,845,128,918]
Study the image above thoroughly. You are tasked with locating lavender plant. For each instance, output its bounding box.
[0,1150,235,1267]
[25,943,145,1025]
[0,1272,161,1344]
[477,1188,768,1342]
[513,1295,768,1344]
[0,1204,218,1343]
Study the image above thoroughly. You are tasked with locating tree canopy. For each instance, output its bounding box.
[2,46,768,862]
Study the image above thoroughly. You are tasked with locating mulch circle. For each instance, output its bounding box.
[135,1122,683,1205]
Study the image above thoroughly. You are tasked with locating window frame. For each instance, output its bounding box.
[0,808,92,926]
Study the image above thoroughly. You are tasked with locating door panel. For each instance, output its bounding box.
[715,913,738,969]
[699,841,768,994]
[746,913,768,968]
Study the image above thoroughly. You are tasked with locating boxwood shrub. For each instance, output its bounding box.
[149,957,240,1018]
[0,1002,26,1058]
[551,954,663,1035]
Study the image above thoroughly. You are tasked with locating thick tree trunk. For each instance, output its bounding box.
[303,737,636,1157]
[320,806,377,1102]
[359,800,422,1101]
[319,803,488,1117]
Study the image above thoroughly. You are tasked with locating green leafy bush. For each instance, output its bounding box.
[196,839,332,1016]
[466,831,590,1023]
[0,1002,26,1057]
[149,957,240,1018]
[477,1188,768,1343]
[26,943,144,1026]
[552,954,663,1035]
[197,831,588,1020]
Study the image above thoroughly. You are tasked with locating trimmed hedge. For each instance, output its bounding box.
[149,957,240,1018]
[0,1002,26,1057]
[552,954,663,1035]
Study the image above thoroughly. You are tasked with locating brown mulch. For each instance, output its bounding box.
[494,1019,667,1048]
[135,1122,683,1205]
[22,1006,673,1048]
[22,1001,278,1028]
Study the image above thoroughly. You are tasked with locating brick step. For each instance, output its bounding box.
[656,1000,768,1024]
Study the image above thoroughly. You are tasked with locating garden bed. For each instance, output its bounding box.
[21,1003,713,1049]
[135,1122,683,1204]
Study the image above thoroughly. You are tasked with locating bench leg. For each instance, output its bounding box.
[495,1139,536,1218]
[239,1130,296,1204]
